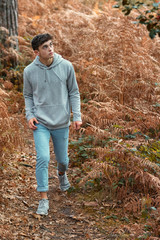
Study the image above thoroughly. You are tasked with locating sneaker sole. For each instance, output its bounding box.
[60,184,71,191]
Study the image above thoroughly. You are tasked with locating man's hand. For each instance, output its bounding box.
[73,121,82,130]
[28,118,39,130]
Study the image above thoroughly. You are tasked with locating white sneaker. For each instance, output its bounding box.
[36,199,49,215]
[57,171,71,191]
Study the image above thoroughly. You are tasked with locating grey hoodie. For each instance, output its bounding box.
[23,53,81,129]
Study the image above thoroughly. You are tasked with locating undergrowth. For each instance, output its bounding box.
[69,130,160,238]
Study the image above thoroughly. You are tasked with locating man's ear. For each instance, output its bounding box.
[34,50,39,56]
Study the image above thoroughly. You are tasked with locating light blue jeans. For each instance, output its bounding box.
[33,123,69,192]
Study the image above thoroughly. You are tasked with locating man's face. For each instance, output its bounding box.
[35,40,54,60]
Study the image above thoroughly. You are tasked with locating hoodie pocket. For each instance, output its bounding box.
[35,104,70,127]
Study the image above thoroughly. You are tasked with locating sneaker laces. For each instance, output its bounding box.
[39,199,47,208]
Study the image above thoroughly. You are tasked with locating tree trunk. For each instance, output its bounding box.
[0,0,18,67]
[0,0,18,40]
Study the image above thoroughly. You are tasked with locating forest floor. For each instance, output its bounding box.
[0,119,157,240]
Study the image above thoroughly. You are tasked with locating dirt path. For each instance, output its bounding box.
[1,129,110,240]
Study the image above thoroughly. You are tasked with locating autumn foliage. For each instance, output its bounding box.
[0,0,160,238]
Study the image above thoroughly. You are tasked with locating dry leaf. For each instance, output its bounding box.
[83,201,99,207]
[31,213,41,220]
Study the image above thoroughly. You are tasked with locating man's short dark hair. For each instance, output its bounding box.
[31,33,53,50]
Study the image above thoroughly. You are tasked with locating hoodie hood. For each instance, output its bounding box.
[33,53,63,69]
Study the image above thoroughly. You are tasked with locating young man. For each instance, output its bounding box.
[23,33,82,215]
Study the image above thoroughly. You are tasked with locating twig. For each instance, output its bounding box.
[18,163,33,168]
